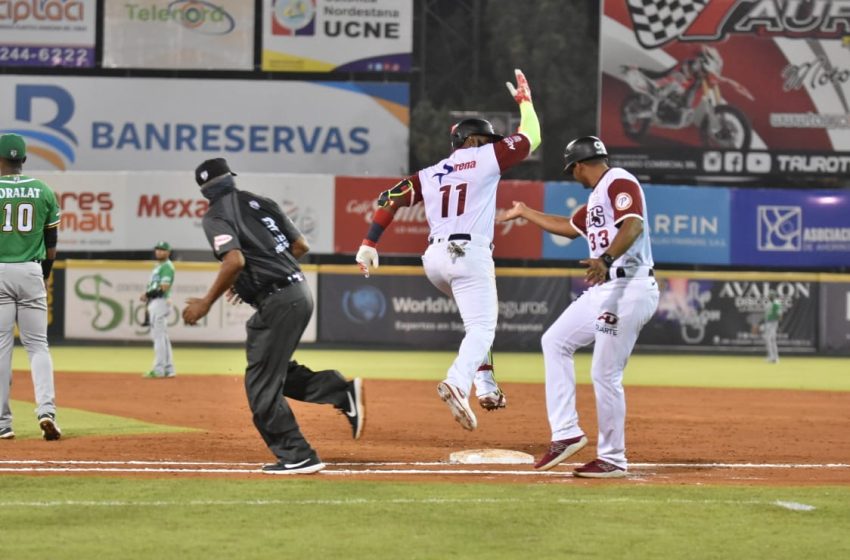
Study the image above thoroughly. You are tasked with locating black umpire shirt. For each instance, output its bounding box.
[200,176,303,305]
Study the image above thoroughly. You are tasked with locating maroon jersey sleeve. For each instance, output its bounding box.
[492,133,531,173]
[570,204,588,236]
[408,174,424,205]
[607,179,644,223]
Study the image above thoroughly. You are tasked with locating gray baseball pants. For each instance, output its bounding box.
[147,297,174,375]
[0,262,56,429]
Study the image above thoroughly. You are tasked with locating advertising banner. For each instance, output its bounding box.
[103,0,254,69]
[333,177,544,259]
[38,171,334,253]
[64,263,317,343]
[542,182,731,265]
[0,76,409,175]
[731,189,850,267]
[46,266,65,339]
[639,275,818,352]
[0,0,96,68]
[819,281,850,354]
[318,271,569,351]
[261,0,412,72]
[600,0,850,180]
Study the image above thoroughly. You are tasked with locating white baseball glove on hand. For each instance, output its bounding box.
[355,244,379,278]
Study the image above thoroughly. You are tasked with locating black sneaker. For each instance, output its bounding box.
[0,426,14,439]
[340,378,365,440]
[38,414,62,441]
[262,455,325,475]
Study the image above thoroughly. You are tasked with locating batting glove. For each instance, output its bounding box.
[355,242,379,278]
[506,68,532,104]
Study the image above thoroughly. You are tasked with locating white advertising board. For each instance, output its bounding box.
[0,0,96,67]
[64,262,318,343]
[262,0,412,72]
[103,0,254,70]
[37,171,335,253]
[0,75,409,175]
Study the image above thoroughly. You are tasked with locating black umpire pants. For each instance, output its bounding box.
[245,281,349,463]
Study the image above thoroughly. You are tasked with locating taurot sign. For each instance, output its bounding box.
[333,176,544,258]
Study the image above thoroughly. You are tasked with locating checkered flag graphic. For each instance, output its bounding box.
[626,0,709,48]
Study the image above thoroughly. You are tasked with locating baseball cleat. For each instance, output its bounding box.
[0,426,15,440]
[38,414,62,441]
[262,455,325,475]
[341,378,366,440]
[478,389,507,411]
[437,381,477,431]
[573,458,627,479]
[534,435,588,471]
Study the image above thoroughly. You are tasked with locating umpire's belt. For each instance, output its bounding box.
[428,233,492,248]
[608,266,655,280]
[253,272,305,307]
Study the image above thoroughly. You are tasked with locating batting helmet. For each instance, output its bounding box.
[563,136,608,174]
[450,118,504,150]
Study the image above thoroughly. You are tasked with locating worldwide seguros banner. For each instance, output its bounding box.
[542,182,731,265]
[731,189,850,267]
[0,76,409,175]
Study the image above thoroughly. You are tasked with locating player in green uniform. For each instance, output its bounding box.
[0,133,62,440]
[141,241,176,378]
[763,290,782,364]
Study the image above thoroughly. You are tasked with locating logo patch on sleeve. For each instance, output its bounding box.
[615,193,633,211]
[213,234,233,251]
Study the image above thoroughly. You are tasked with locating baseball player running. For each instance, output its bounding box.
[498,136,659,477]
[0,133,62,441]
[355,69,541,430]
[142,241,176,378]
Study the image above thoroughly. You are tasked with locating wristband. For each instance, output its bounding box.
[600,253,614,268]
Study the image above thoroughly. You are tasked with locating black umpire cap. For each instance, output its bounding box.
[195,158,237,186]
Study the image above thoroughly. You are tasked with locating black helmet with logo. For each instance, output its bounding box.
[450,118,504,150]
[563,136,608,174]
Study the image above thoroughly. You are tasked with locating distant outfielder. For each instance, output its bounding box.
[355,69,541,431]
[499,136,659,478]
[142,241,175,378]
[0,133,62,441]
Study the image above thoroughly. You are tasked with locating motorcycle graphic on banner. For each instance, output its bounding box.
[600,0,850,181]
[620,45,754,149]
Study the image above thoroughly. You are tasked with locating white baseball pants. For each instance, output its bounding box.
[541,275,659,469]
[0,262,56,428]
[422,237,497,396]
[147,297,174,375]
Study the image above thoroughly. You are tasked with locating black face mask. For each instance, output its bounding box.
[200,175,236,202]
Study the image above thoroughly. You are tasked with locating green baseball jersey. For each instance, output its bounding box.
[0,175,61,263]
[147,260,175,297]
[765,298,782,322]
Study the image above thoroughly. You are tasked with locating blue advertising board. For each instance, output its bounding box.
[731,189,850,268]
[542,182,588,260]
[542,182,731,265]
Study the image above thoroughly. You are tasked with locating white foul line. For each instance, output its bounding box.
[0,497,817,511]
[0,459,847,478]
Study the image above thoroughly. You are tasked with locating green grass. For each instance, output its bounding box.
[6,400,192,440]
[18,346,850,391]
[0,477,847,560]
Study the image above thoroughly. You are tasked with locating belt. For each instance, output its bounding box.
[608,267,655,280]
[429,233,471,244]
[253,272,305,307]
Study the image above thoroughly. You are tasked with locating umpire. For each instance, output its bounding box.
[182,158,364,475]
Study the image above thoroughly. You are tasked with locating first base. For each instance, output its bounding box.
[449,449,534,465]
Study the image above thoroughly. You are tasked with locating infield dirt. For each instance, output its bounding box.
[5,371,850,485]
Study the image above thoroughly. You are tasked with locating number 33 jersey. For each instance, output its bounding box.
[414,134,531,242]
[570,168,654,269]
